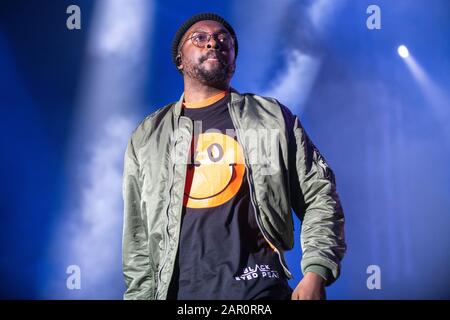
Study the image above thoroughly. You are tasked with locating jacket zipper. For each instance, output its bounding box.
[227,102,293,279]
[157,115,193,298]
[157,160,175,295]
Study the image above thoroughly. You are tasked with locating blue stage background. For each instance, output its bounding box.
[1,0,449,299]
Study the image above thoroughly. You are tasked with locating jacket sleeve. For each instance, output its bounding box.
[122,135,155,299]
[282,106,346,286]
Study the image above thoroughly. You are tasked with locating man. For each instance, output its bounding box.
[122,13,346,300]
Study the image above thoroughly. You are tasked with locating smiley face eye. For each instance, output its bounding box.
[207,143,224,162]
[190,143,224,167]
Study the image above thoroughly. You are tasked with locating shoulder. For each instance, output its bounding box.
[238,92,297,125]
[238,92,280,106]
[129,101,175,147]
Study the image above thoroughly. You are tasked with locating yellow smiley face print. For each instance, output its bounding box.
[183,132,245,209]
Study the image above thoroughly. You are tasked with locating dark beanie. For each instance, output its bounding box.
[171,12,238,67]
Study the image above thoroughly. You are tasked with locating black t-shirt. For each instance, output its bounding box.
[167,94,292,300]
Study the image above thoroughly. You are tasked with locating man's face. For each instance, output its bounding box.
[178,20,236,86]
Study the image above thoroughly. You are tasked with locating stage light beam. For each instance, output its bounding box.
[398,45,409,58]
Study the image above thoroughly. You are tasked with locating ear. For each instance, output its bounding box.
[176,55,183,70]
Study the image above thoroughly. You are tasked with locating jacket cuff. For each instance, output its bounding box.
[304,265,333,285]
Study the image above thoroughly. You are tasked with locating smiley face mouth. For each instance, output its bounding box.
[184,163,236,200]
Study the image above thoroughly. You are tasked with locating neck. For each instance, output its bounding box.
[183,77,230,103]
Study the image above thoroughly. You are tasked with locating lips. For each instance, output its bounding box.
[202,52,224,63]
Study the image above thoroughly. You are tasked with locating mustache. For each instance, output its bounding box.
[199,51,227,64]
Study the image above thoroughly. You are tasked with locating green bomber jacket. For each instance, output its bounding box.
[122,89,346,300]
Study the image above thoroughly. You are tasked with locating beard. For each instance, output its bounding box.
[183,54,235,87]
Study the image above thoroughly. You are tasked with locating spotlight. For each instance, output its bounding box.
[398,45,409,58]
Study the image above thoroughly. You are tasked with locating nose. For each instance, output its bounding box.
[206,35,219,49]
